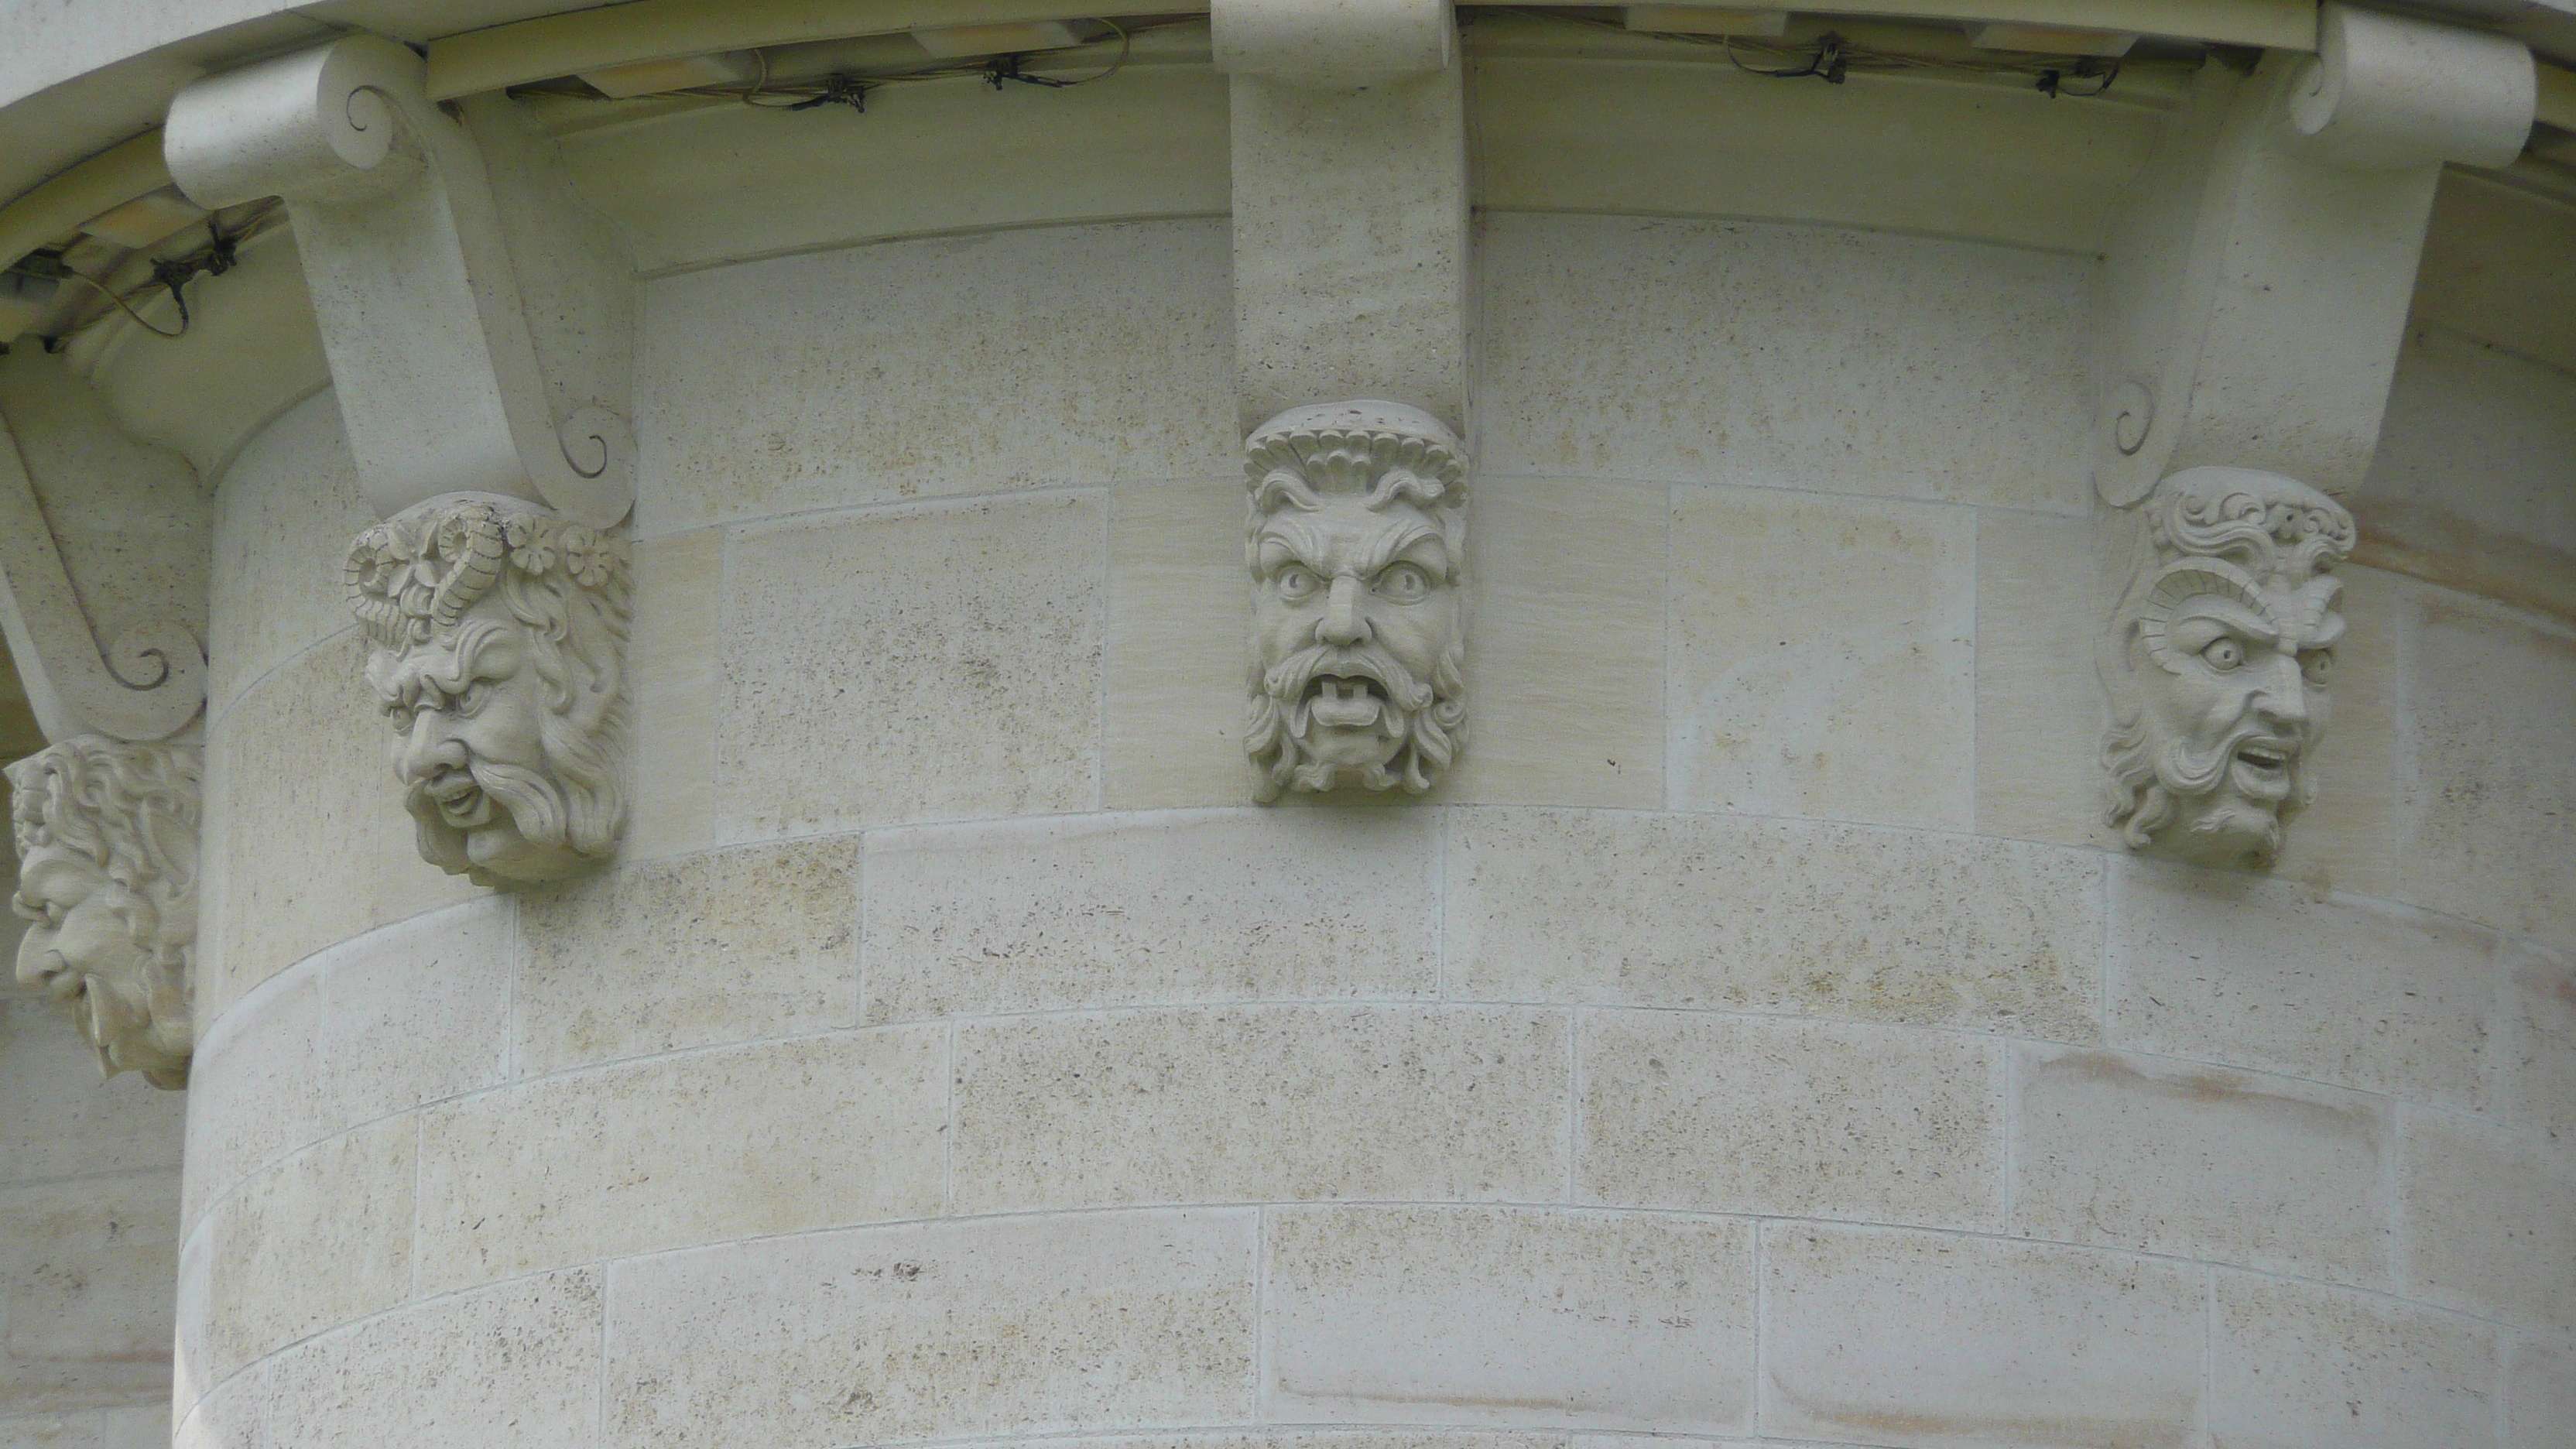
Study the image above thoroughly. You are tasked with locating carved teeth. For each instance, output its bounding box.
[1307,674,1385,728]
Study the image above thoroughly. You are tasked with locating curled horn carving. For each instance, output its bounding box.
[429,507,508,633]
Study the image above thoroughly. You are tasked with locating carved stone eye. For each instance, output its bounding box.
[2301,648,2334,685]
[1276,566,1321,602]
[2201,637,2245,670]
[1375,563,1430,601]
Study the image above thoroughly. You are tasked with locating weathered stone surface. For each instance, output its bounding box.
[952,1006,1567,1211]
[2400,1112,2576,1333]
[1262,1206,1753,1434]
[0,1000,185,1187]
[414,1029,944,1293]
[1581,1012,2002,1230]
[2211,1272,2497,1449]
[0,1177,179,1416]
[2505,946,2576,1147]
[862,810,1436,1023]
[604,1211,1255,1448]
[516,839,858,1072]
[1762,1225,2204,1447]
[1447,808,2101,1039]
[267,1269,601,1449]
[1104,479,1252,810]
[2015,1046,2393,1286]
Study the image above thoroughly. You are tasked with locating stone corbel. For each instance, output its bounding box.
[160,35,634,529]
[2091,2,2533,507]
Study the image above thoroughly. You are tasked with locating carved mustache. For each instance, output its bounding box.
[1262,642,1434,718]
[2158,717,2307,796]
[403,755,572,848]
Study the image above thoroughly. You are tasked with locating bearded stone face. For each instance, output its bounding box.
[1242,402,1468,801]
[13,837,190,1088]
[2101,468,2354,870]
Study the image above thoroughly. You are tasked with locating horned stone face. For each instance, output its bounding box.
[346,495,631,887]
[2100,467,2355,869]
[6,738,200,1089]
[1244,401,1468,801]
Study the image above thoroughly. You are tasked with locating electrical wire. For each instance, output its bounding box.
[509,17,1160,109]
[1513,5,2127,96]
[46,200,283,345]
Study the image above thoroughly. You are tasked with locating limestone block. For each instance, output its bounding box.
[2013,1046,2393,1287]
[1762,1225,2205,1447]
[717,494,1103,841]
[636,222,1233,535]
[1972,508,2112,850]
[179,968,324,1231]
[2400,1112,2576,1333]
[1669,487,1975,829]
[0,1176,179,1416]
[5,1406,190,1449]
[2398,594,2576,944]
[897,1437,1598,1449]
[313,899,512,1134]
[1442,477,1664,809]
[1228,73,1465,429]
[205,389,372,716]
[1105,479,1252,809]
[603,1211,1256,1448]
[170,1369,263,1449]
[861,810,1435,1025]
[2210,1272,2498,1448]
[183,1115,414,1389]
[951,1006,1567,1211]
[1261,1206,1753,1434]
[413,1029,944,1294]
[0,1000,184,1186]
[2108,860,2502,1109]
[516,839,858,1074]
[266,1269,600,1449]
[1445,808,2101,1040]
[622,529,720,859]
[2506,947,2576,1146]
[2266,565,2401,896]
[1476,214,2091,512]
[2506,1336,2576,1449]
[1581,1012,2003,1231]
[2367,327,2576,560]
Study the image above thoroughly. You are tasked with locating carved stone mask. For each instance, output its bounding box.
[2099,467,2355,869]
[5,738,200,1089]
[345,494,631,887]
[1243,402,1468,801]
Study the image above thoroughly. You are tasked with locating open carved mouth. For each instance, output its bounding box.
[2229,737,2296,800]
[426,769,494,828]
[1304,673,1386,729]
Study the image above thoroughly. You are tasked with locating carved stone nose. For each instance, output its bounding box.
[397,713,468,783]
[1317,574,1369,646]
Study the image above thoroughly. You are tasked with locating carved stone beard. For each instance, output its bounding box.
[404,751,588,885]
[70,948,192,1090]
[1246,638,1468,801]
[2102,707,2310,869]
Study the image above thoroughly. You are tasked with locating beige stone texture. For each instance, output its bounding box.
[870,804,1452,1021]
[901,1437,1602,1449]
[604,1210,1256,1448]
[413,1029,944,1294]
[1669,487,1975,829]
[2506,947,2576,1147]
[1972,508,2113,850]
[1581,1012,2002,1230]
[1762,1225,2205,1447]
[313,899,512,1135]
[170,1368,262,1449]
[1445,808,2102,1040]
[516,839,858,1074]
[2108,860,2502,1110]
[2398,594,2576,945]
[0,1001,184,1185]
[0,1176,178,1416]
[182,1115,414,1391]
[635,221,1234,536]
[2400,1112,2576,1333]
[862,810,1436,1024]
[266,1269,600,1449]
[205,389,374,717]
[180,968,324,1231]
[2014,1046,2393,1287]
[1262,1206,1753,1434]
[1443,477,1665,809]
[1104,478,1251,810]
[2267,567,2403,898]
[717,493,1103,841]
[2211,1272,2497,1449]
[2506,1335,2575,1449]
[951,1006,1568,1211]
[622,529,721,859]
[1477,215,2091,512]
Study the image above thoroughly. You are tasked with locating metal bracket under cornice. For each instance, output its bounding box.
[0,371,206,744]
[2091,2,2535,507]
[160,35,633,528]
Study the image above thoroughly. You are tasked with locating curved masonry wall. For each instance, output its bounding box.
[173,214,2576,1447]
